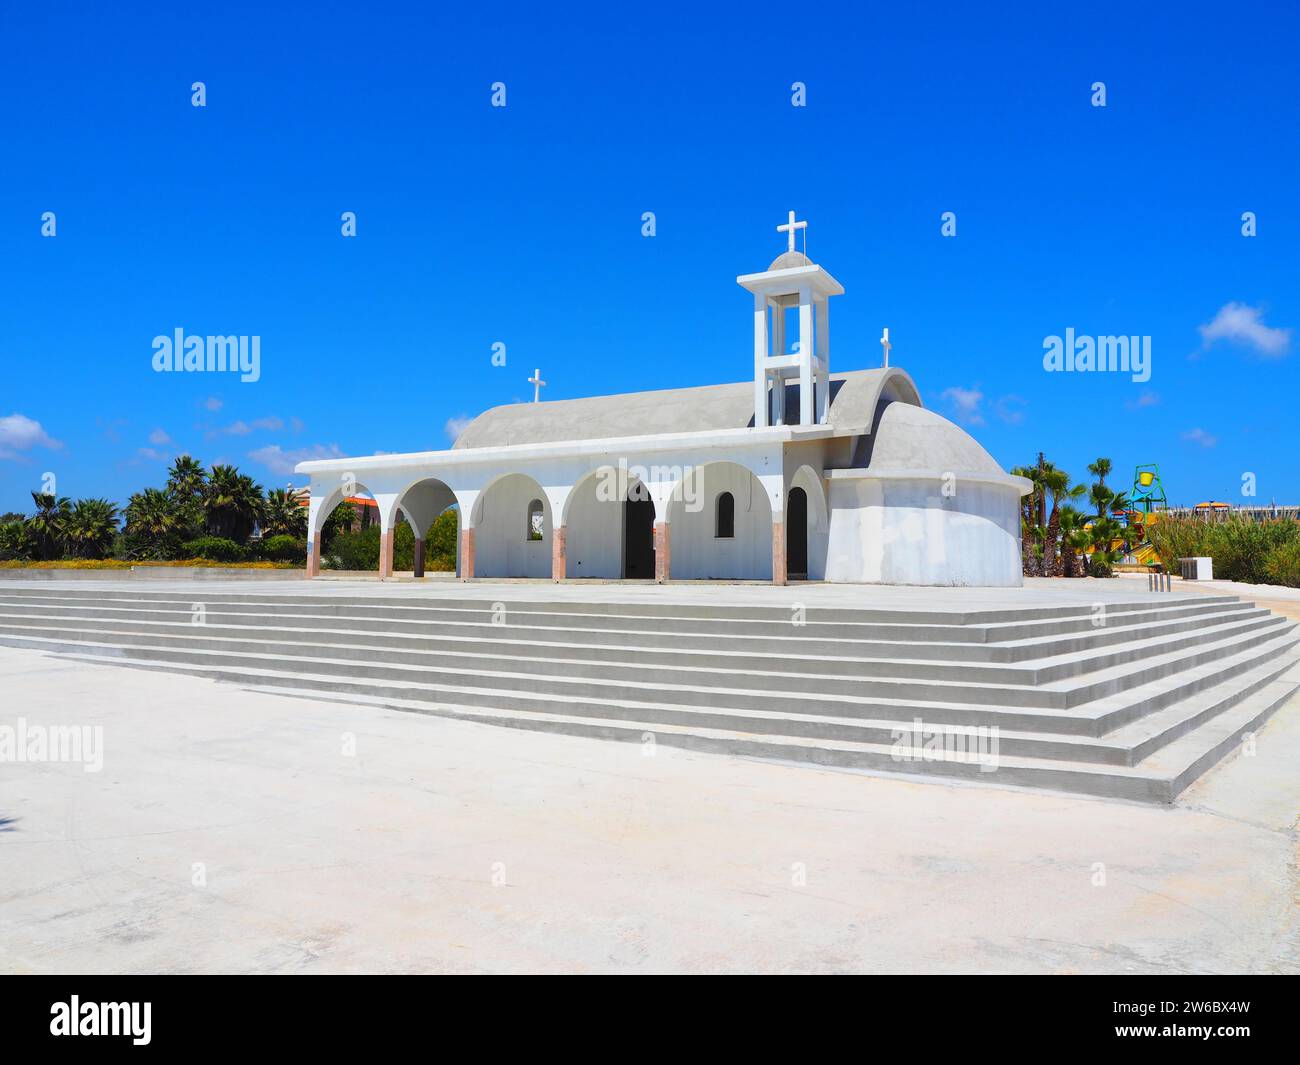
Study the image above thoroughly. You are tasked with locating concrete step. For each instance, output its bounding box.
[0,598,1268,663]
[0,611,1291,709]
[0,608,1287,694]
[48,649,1300,804]
[0,589,1241,642]
[2,625,1295,741]
[3,583,1293,803]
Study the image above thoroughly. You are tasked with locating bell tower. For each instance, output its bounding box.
[737,211,844,427]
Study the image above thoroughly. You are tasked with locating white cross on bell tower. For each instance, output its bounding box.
[776,210,807,253]
[736,212,844,427]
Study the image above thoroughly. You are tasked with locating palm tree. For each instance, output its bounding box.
[1087,457,1112,489]
[1057,506,1092,578]
[1011,465,1045,576]
[0,519,32,561]
[203,464,265,543]
[1087,515,1126,576]
[26,492,72,560]
[166,455,206,501]
[63,498,120,559]
[1089,482,1116,518]
[1042,468,1086,576]
[262,487,307,537]
[166,455,206,538]
[125,488,179,557]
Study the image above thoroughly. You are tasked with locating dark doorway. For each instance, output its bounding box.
[787,487,808,578]
[623,490,656,579]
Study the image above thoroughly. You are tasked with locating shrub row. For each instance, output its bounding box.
[1147,516,1300,587]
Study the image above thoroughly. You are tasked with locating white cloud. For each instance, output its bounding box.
[1199,302,1291,357]
[148,427,171,446]
[940,386,984,426]
[204,396,223,412]
[993,395,1026,425]
[1126,390,1160,410]
[208,416,284,439]
[248,443,344,475]
[444,414,473,441]
[1181,427,1217,448]
[0,413,63,459]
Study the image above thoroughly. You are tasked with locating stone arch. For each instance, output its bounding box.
[472,471,552,578]
[668,461,773,580]
[307,478,382,577]
[390,476,460,577]
[561,465,652,579]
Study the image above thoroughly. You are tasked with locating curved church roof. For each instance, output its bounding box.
[452,367,922,450]
[851,399,1005,475]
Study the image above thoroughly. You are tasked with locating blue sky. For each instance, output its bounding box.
[2,0,1297,514]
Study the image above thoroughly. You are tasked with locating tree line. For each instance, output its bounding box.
[0,457,307,564]
[1012,456,1131,578]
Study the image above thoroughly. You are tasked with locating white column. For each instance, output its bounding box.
[815,297,830,423]
[798,286,813,425]
[753,292,768,428]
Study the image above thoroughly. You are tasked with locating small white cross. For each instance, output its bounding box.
[880,328,891,368]
[776,210,807,253]
[528,367,546,403]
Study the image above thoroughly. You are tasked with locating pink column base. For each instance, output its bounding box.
[654,522,671,584]
[771,520,787,586]
[552,527,567,582]
[460,528,476,581]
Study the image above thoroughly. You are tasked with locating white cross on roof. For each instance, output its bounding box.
[776,210,807,253]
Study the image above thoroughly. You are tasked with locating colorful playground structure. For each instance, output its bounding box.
[1110,463,1168,566]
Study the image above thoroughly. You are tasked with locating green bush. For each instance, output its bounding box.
[1207,519,1300,585]
[0,520,33,561]
[1147,516,1209,571]
[324,526,380,570]
[180,536,246,563]
[1263,538,1300,588]
[1149,516,1300,586]
[323,515,459,572]
[257,534,306,562]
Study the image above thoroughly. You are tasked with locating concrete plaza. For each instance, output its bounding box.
[1,577,1297,972]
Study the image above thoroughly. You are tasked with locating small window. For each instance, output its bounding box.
[526,499,544,541]
[715,492,735,538]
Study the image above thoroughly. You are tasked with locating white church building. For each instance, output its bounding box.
[299,215,1031,586]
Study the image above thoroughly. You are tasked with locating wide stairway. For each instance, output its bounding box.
[0,585,1296,803]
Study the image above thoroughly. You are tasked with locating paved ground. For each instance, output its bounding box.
[2,640,1296,974]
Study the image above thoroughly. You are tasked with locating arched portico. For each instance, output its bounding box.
[471,472,553,578]
[667,461,774,581]
[559,466,658,579]
[306,479,383,578]
[389,476,459,578]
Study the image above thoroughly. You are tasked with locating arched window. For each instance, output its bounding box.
[715,492,735,538]
[526,499,544,541]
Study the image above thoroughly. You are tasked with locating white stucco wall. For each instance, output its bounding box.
[669,463,773,580]
[474,474,552,578]
[825,474,1022,587]
[564,477,626,579]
